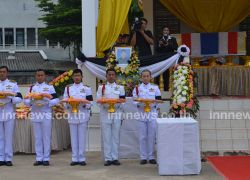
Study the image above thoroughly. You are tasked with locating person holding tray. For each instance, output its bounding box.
[133,69,162,165]
[24,69,59,166]
[0,66,23,166]
[63,69,93,166]
[96,68,125,166]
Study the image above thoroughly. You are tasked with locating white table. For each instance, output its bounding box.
[156,118,201,175]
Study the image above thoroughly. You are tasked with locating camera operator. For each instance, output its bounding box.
[130,18,154,58]
[156,26,178,54]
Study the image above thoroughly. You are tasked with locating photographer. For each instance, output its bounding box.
[156,26,178,54]
[130,18,154,57]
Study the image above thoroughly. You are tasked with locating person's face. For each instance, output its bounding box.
[141,20,147,30]
[141,71,151,84]
[121,51,126,59]
[36,71,46,83]
[163,27,170,36]
[106,71,116,83]
[73,72,82,84]
[0,68,8,81]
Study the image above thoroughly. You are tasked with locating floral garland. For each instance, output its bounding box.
[169,45,199,118]
[106,50,140,96]
[169,62,199,118]
[49,70,74,96]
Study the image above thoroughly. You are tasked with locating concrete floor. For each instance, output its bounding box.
[0,151,223,180]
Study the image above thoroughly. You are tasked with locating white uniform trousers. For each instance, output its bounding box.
[101,118,121,161]
[137,119,156,160]
[0,119,15,161]
[69,122,87,162]
[32,117,52,161]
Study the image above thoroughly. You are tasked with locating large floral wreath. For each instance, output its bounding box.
[106,50,140,96]
[169,45,199,118]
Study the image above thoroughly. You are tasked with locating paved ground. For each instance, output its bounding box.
[0,151,222,180]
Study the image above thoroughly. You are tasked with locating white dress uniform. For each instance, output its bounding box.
[0,79,22,162]
[63,83,93,163]
[97,82,125,161]
[24,82,59,162]
[132,83,161,160]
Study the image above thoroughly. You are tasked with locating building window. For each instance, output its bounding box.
[38,28,46,46]
[27,28,35,46]
[5,28,14,46]
[0,29,2,45]
[16,28,24,46]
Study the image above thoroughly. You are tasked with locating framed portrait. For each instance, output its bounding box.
[115,46,132,67]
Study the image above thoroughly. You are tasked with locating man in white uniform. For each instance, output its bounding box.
[24,69,59,166]
[63,69,93,166]
[133,69,161,165]
[97,68,125,166]
[0,66,23,166]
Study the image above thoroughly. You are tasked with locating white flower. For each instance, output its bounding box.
[182,91,187,95]
[183,86,188,90]
[182,70,188,74]
[177,45,190,57]
[182,97,187,102]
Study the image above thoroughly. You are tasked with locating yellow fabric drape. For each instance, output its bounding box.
[96,0,132,57]
[160,0,250,32]
[120,17,129,35]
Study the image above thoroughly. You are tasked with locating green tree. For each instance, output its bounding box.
[35,0,82,58]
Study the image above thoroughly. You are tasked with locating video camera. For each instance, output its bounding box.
[132,17,143,31]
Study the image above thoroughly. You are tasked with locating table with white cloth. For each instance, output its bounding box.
[13,118,70,153]
[156,118,201,175]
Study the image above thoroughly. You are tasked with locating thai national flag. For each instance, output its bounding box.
[172,32,246,56]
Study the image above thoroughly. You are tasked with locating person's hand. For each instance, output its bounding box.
[139,28,144,35]
[41,93,53,99]
[159,40,164,46]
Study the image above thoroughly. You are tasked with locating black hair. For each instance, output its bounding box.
[36,69,46,74]
[141,69,152,76]
[140,17,148,24]
[106,68,116,75]
[0,66,9,72]
[162,26,170,31]
[73,69,83,76]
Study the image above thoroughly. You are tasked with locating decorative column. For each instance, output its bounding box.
[159,74,164,91]
[2,28,5,49]
[13,28,16,48]
[35,28,38,49]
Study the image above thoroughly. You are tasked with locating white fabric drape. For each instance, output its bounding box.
[76,53,180,80]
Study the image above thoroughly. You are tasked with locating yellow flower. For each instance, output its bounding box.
[55,82,59,86]
[68,70,73,76]
[64,76,69,81]
[60,78,64,83]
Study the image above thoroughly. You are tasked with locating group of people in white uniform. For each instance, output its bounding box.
[0,66,161,167]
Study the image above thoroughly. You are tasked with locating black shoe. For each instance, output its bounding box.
[149,159,157,164]
[112,160,121,166]
[79,161,86,166]
[140,159,147,165]
[0,161,5,166]
[5,161,13,166]
[70,161,79,166]
[43,161,50,166]
[33,161,43,166]
[104,161,112,166]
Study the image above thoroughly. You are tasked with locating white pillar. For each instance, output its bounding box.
[24,28,27,49]
[82,0,97,57]
[81,0,98,98]
[13,28,16,48]
[2,28,5,49]
[35,28,38,49]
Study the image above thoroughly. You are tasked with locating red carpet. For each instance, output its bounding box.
[207,156,250,180]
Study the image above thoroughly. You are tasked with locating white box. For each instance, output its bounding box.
[156,118,201,175]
